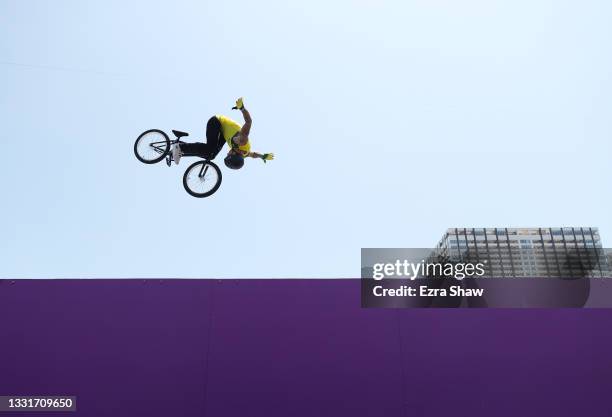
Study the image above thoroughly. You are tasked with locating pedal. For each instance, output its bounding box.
[166,155,171,167]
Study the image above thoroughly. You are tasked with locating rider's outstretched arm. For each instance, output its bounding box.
[247,151,274,162]
[238,108,252,142]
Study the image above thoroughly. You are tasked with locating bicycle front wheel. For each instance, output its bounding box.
[134,129,170,164]
[183,161,222,198]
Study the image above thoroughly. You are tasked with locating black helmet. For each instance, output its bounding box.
[224,153,244,170]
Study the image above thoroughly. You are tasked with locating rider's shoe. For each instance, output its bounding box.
[166,155,172,167]
[172,144,182,165]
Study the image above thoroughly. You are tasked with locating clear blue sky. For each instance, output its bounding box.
[1,0,611,278]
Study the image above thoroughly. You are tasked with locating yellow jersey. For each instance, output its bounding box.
[216,115,251,156]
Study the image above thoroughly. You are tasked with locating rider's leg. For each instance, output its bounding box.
[178,142,208,157]
[204,116,226,159]
[175,117,225,160]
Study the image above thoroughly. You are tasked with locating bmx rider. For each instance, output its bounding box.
[172,97,274,169]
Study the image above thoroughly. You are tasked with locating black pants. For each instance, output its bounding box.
[179,117,225,160]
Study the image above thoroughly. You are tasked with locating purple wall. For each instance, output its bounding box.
[1,279,611,417]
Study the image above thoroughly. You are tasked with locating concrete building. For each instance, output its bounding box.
[432,227,609,277]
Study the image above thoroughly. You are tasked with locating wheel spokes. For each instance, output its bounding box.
[136,131,168,161]
[186,163,219,194]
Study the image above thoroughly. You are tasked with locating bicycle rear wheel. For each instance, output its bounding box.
[134,129,170,164]
[183,160,222,198]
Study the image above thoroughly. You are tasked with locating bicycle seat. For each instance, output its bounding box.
[172,130,189,138]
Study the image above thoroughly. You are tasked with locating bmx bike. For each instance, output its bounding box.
[134,129,222,198]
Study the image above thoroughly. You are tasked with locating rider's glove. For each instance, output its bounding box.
[232,97,244,110]
[262,153,274,163]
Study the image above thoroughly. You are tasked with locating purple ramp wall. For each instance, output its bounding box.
[1,279,611,417]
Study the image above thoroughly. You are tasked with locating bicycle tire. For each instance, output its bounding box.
[182,160,223,198]
[134,129,170,164]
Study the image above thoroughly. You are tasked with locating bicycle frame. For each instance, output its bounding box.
[135,128,223,197]
[197,162,211,178]
[150,138,180,157]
